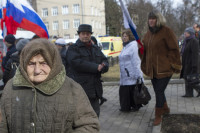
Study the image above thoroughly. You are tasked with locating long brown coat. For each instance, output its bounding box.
[141,26,181,79]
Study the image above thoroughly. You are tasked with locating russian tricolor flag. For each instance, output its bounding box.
[2,0,49,38]
[119,0,144,54]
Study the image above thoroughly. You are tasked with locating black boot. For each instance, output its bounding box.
[196,92,200,97]
[193,84,200,97]
[100,97,107,105]
[182,81,193,97]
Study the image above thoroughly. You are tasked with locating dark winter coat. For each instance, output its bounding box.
[60,46,68,73]
[3,52,19,84]
[2,44,17,69]
[67,39,109,99]
[141,26,182,79]
[180,38,199,78]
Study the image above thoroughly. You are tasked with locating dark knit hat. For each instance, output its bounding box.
[16,39,30,52]
[185,27,195,35]
[5,34,16,44]
[77,24,93,34]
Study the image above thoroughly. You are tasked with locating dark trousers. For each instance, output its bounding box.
[184,79,194,96]
[119,85,136,111]
[151,77,171,108]
[184,79,200,96]
[89,98,100,117]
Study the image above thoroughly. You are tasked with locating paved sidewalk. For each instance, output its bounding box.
[99,80,200,133]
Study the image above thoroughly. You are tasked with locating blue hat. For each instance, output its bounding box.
[185,27,195,35]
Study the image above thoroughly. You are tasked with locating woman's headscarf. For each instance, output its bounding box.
[19,38,63,83]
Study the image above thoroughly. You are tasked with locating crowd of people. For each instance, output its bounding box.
[0,9,199,132]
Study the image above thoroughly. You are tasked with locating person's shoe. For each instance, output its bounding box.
[182,95,193,98]
[153,107,164,126]
[163,102,170,114]
[100,97,107,105]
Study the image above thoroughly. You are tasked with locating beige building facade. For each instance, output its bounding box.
[30,0,106,39]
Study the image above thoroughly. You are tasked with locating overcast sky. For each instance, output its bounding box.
[152,0,183,8]
[120,0,183,8]
[172,0,183,7]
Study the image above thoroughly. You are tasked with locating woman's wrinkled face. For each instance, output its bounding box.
[122,33,129,43]
[27,54,51,84]
[148,18,157,27]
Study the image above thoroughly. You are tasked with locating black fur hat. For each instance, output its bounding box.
[77,24,93,34]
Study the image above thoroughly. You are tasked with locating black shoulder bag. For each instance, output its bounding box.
[134,79,151,105]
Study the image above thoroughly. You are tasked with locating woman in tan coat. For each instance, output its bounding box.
[0,39,99,133]
[141,10,181,126]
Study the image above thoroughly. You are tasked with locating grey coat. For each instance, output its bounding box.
[0,68,99,133]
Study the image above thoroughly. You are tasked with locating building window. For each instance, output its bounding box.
[52,21,58,30]
[92,20,95,29]
[74,34,79,39]
[73,19,80,28]
[96,22,98,29]
[99,22,102,29]
[95,9,98,16]
[99,10,101,16]
[62,5,68,15]
[52,7,58,16]
[64,34,70,39]
[91,6,94,15]
[42,8,48,17]
[63,20,69,29]
[44,22,49,30]
[27,0,32,5]
[73,4,79,14]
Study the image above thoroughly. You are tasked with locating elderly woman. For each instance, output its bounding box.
[141,10,181,126]
[0,39,99,132]
[180,27,200,97]
[119,29,143,112]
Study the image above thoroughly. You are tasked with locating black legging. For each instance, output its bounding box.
[151,76,171,108]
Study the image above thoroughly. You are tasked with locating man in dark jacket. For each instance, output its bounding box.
[193,23,200,97]
[2,34,17,69]
[67,24,109,117]
[180,27,200,97]
[193,23,200,42]
[3,39,29,85]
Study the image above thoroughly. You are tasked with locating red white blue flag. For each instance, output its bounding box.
[1,0,49,38]
[119,0,144,54]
